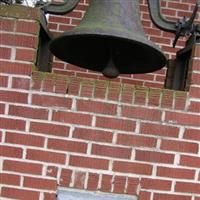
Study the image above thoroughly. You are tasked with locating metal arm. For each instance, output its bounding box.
[147,0,176,33]
[41,0,80,15]
[147,0,199,47]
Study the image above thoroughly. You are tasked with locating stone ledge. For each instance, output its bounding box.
[31,71,189,111]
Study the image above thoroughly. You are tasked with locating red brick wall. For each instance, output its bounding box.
[48,0,199,88]
[0,2,200,200]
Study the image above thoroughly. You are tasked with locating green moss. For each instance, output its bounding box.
[0,4,41,21]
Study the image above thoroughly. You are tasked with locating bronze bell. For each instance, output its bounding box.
[50,0,166,78]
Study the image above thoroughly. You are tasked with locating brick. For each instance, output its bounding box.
[0,90,28,103]
[62,23,77,31]
[161,90,174,109]
[0,130,2,142]
[126,177,139,195]
[48,23,58,30]
[0,47,11,59]
[0,145,23,158]
[87,173,99,191]
[52,111,92,126]
[67,78,81,96]
[3,160,43,175]
[0,33,37,48]
[46,166,58,178]
[180,155,200,168]
[93,80,107,99]
[0,61,32,75]
[76,3,88,11]
[107,82,121,101]
[135,150,174,164]
[96,116,135,131]
[69,155,109,170]
[100,174,112,192]
[0,75,8,87]
[5,132,45,147]
[189,86,200,98]
[66,10,83,18]
[148,89,162,107]
[48,138,87,153]
[0,117,25,131]
[190,59,200,71]
[184,128,200,141]
[138,191,151,200]
[49,16,71,24]
[134,88,147,105]
[16,20,39,34]
[32,94,72,108]
[168,2,189,10]
[0,173,20,186]
[26,149,66,164]
[193,44,200,57]
[31,78,42,90]
[73,127,113,143]
[188,101,200,113]
[54,77,69,94]
[122,106,162,121]
[191,72,200,85]
[53,69,75,77]
[140,123,179,137]
[154,193,191,200]
[163,8,177,16]
[161,139,199,154]
[0,103,5,114]
[121,85,135,104]
[151,36,171,44]
[43,78,55,92]
[76,99,117,115]
[133,74,154,81]
[12,77,30,90]
[144,81,163,89]
[44,193,56,200]
[0,18,15,31]
[175,182,200,194]
[113,161,152,175]
[73,171,86,189]
[80,80,95,97]
[24,177,57,191]
[92,144,131,159]
[9,105,48,120]
[174,92,187,110]
[141,178,172,191]
[59,168,72,186]
[16,48,35,62]
[117,134,157,148]
[30,122,70,137]
[1,187,40,200]
[157,166,195,179]
[67,63,86,72]
[165,111,200,126]
[144,27,161,37]
[121,78,142,87]
[113,176,126,194]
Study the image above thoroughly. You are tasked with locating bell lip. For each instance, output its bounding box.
[50,32,167,74]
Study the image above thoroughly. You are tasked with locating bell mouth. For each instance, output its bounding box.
[50,33,166,77]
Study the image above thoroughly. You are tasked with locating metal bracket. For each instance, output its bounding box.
[40,0,80,15]
[147,0,200,47]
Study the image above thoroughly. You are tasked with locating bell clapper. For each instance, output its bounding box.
[102,45,119,78]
